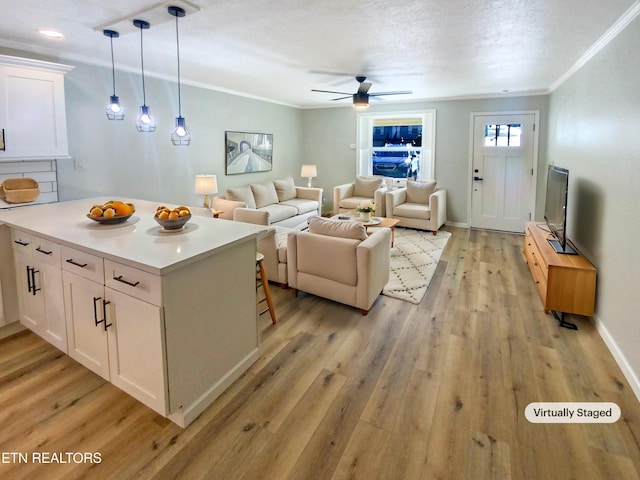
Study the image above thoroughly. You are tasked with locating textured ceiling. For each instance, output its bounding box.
[0,0,636,107]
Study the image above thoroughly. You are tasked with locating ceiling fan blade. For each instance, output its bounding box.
[330,96,352,101]
[312,88,352,95]
[369,90,413,96]
[357,82,372,94]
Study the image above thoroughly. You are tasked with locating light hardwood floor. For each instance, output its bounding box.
[1,226,639,479]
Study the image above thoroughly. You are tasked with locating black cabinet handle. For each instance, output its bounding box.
[26,266,33,294]
[30,267,40,295]
[93,296,112,330]
[113,275,140,287]
[35,247,53,255]
[66,258,88,268]
[14,239,29,247]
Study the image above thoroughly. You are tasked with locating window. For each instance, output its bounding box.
[484,123,522,147]
[357,111,436,184]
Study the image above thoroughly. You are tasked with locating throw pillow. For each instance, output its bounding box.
[353,177,383,198]
[226,185,256,209]
[308,217,368,241]
[250,181,280,208]
[273,177,297,202]
[406,180,436,204]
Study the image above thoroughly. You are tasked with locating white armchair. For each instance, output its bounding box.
[287,217,391,315]
[385,180,446,235]
[333,176,387,217]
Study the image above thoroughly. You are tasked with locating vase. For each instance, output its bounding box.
[360,211,371,222]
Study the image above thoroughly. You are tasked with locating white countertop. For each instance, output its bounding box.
[0,197,265,274]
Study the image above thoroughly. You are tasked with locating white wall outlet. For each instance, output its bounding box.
[349,143,356,150]
[74,157,85,170]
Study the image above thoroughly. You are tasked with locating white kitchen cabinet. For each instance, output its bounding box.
[0,55,73,160]
[12,231,66,352]
[62,249,167,415]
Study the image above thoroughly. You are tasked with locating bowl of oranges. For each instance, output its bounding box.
[154,205,191,230]
[87,200,135,224]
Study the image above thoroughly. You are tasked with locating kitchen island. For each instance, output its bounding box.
[0,197,265,427]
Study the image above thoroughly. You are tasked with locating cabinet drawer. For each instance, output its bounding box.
[11,229,32,253]
[61,245,104,284]
[31,236,61,267]
[104,260,161,306]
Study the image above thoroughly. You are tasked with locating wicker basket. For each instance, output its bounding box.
[1,178,40,203]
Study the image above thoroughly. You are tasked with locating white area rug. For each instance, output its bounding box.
[382,228,451,304]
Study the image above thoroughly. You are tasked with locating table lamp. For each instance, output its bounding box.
[301,164,317,187]
[195,174,218,208]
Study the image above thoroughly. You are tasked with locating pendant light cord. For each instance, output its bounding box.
[139,25,147,105]
[175,13,182,116]
[109,36,117,96]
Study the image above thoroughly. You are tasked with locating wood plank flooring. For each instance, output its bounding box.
[1,226,639,479]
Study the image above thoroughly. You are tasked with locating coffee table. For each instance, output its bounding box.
[331,213,400,247]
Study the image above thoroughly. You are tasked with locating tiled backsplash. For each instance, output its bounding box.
[0,160,58,206]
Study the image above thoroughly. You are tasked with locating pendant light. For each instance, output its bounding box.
[168,6,191,146]
[103,29,124,120]
[133,19,156,132]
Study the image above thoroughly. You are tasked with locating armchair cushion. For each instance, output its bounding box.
[251,181,279,208]
[226,185,256,209]
[273,177,297,202]
[406,180,437,204]
[308,216,368,240]
[297,235,360,286]
[394,203,431,220]
[353,177,383,197]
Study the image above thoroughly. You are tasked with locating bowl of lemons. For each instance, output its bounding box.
[154,205,191,230]
[87,200,135,224]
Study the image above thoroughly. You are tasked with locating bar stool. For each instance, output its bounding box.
[256,252,277,324]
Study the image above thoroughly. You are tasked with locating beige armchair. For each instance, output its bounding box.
[287,217,391,315]
[333,176,387,217]
[385,180,446,234]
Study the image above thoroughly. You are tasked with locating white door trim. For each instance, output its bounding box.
[467,110,540,231]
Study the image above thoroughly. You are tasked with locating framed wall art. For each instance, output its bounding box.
[225,131,273,175]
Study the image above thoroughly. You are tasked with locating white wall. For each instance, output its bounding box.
[547,15,640,396]
[301,95,549,220]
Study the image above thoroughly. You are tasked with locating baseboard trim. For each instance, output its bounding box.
[591,314,640,403]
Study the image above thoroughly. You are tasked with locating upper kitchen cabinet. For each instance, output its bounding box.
[0,55,74,161]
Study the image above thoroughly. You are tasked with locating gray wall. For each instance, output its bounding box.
[61,61,303,206]
[301,95,549,221]
[547,16,640,393]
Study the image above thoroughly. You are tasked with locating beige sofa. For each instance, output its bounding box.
[287,217,391,315]
[385,180,446,234]
[257,226,291,287]
[212,177,322,229]
[333,176,387,217]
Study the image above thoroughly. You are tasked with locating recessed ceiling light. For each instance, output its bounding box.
[38,29,64,39]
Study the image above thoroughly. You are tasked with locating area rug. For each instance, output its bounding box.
[382,228,451,304]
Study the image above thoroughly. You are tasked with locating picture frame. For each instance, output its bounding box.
[225,131,273,175]
[0,129,5,151]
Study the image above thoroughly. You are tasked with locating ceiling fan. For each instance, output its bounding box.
[312,76,412,109]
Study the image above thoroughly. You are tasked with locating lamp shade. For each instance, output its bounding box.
[300,165,317,178]
[195,174,218,195]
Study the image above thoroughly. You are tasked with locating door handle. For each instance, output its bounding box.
[473,176,483,181]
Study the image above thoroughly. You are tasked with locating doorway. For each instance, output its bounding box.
[469,112,538,233]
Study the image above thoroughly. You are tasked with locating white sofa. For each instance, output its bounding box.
[212,177,322,229]
[333,176,387,217]
[385,180,446,234]
[287,217,391,315]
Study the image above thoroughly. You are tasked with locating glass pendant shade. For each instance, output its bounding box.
[103,29,124,120]
[171,116,190,146]
[136,105,157,132]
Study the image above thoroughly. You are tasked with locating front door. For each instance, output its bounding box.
[470,113,537,233]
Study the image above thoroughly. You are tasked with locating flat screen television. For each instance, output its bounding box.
[544,166,576,254]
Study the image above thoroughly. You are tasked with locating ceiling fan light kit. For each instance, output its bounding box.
[312,76,412,108]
